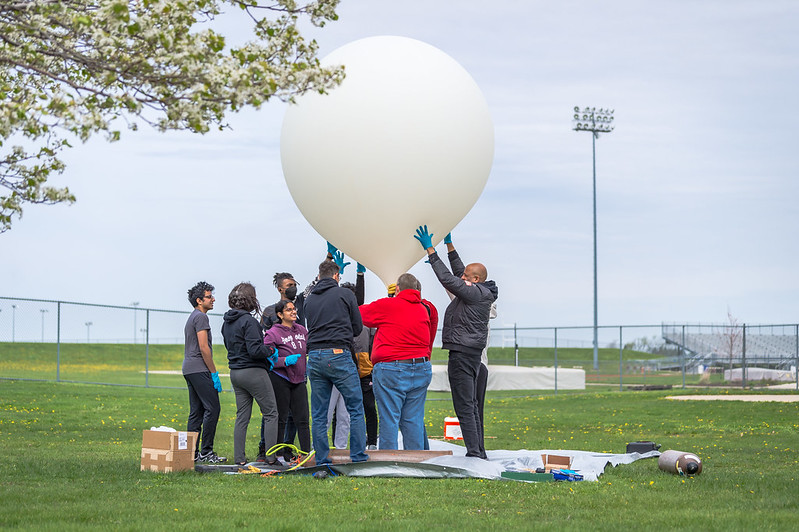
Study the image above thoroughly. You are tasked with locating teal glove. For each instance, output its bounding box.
[267,348,279,370]
[333,250,350,274]
[211,372,222,393]
[326,241,338,255]
[357,262,366,274]
[444,233,452,244]
[285,354,301,366]
[414,225,434,249]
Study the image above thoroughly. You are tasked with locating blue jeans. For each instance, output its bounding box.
[307,349,368,464]
[373,360,432,450]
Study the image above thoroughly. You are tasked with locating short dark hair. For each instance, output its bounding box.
[187,281,214,308]
[273,272,294,289]
[228,282,260,313]
[274,299,290,316]
[340,281,356,294]
[318,260,339,279]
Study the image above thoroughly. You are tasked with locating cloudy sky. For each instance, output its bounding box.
[2,0,797,343]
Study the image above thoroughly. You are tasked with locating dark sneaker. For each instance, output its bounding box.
[194,451,201,462]
[280,449,297,462]
[255,453,266,463]
[198,451,227,464]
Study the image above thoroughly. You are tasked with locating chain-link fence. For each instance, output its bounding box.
[1,296,797,391]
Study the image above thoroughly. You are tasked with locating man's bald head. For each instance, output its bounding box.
[462,263,488,283]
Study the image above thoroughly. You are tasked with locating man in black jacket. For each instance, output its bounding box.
[415,226,498,459]
[304,259,368,465]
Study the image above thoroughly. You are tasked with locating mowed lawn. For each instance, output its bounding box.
[0,380,797,531]
[0,342,726,389]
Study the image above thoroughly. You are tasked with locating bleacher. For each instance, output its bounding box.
[661,324,798,371]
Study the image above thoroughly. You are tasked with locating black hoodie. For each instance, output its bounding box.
[304,277,363,352]
[222,309,273,370]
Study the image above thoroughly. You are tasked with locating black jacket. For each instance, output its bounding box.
[304,277,363,351]
[429,250,498,356]
[222,309,273,370]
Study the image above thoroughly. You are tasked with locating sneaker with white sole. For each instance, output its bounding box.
[198,451,227,464]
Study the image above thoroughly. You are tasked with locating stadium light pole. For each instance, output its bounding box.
[40,308,48,342]
[131,301,140,344]
[572,106,615,371]
[85,321,93,343]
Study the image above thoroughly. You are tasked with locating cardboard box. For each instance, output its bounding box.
[541,453,572,472]
[141,430,197,472]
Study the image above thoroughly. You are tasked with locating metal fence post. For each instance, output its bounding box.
[554,327,558,395]
[619,326,623,392]
[741,324,747,388]
[145,309,150,388]
[56,301,61,382]
[514,323,519,367]
[681,324,686,389]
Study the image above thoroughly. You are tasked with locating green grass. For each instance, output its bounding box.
[1,380,797,530]
[1,342,730,390]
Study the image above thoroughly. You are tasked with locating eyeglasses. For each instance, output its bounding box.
[203,295,214,299]
[284,307,297,313]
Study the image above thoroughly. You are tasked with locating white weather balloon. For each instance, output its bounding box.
[280,36,494,286]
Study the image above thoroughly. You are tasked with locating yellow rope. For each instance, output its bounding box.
[264,443,316,472]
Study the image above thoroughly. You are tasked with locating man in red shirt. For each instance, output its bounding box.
[359,273,438,450]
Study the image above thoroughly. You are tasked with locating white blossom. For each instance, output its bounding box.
[0,0,344,231]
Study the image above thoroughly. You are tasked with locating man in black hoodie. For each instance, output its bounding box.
[304,259,368,464]
[415,226,498,459]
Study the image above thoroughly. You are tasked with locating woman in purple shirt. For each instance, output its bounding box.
[263,299,310,457]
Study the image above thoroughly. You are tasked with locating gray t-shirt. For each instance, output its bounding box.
[183,308,212,375]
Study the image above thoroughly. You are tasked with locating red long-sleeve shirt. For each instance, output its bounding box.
[359,289,438,363]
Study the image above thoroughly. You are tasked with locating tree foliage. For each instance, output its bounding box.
[0,0,343,232]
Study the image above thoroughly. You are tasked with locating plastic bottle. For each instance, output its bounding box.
[657,450,703,476]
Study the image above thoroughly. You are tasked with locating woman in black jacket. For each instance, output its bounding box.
[221,282,279,465]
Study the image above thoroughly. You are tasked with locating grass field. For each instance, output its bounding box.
[0,342,737,390]
[1,379,797,530]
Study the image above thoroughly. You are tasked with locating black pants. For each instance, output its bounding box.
[184,372,220,454]
[361,374,378,446]
[476,363,488,433]
[447,351,486,459]
[267,373,311,454]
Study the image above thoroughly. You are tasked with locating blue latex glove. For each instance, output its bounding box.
[356,262,366,274]
[285,354,301,366]
[414,225,434,249]
[211,372,222,393]
[444,233,452,244]
[326,241,338,255]
[333,250,350,274]
[267,348,278,370]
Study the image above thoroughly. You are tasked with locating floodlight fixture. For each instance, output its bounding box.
[573,106,615,136]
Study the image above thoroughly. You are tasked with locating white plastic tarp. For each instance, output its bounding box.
[424,438,659,481]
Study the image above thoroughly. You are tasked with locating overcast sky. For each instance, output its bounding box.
[2,0,797,342]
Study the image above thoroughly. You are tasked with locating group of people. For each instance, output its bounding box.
[181,227,498,466]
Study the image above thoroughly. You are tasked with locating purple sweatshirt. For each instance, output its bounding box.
[263,322,308,384]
